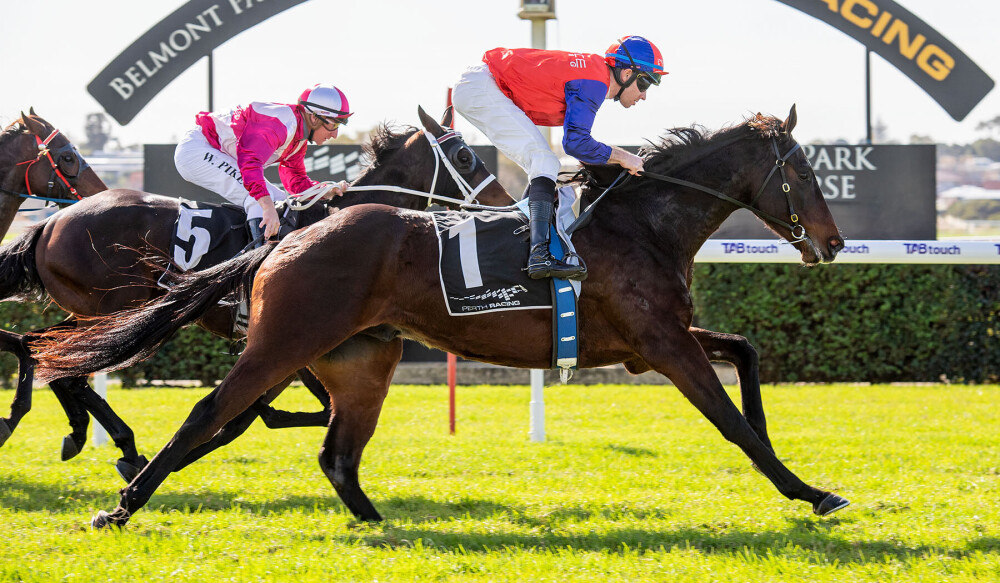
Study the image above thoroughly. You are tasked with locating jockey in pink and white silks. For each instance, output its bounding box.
[174,83,353,245]
[452,36,667,280]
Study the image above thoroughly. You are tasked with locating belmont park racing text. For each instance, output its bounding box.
[106,1,267,101]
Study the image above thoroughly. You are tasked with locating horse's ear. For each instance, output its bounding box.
[782,104,798,135]
[440,106,454,129]
[20,111,44,135]
[29,106,36,116]
[417,105,443,136]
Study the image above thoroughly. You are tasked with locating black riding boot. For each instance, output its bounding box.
[526,177,586,280]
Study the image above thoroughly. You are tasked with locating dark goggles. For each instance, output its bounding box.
[635,72,661,93]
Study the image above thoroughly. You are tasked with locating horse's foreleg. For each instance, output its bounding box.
[646,327,848,516]
[0,330,33,448]
[55,376,147,481]
[689,327,771,450]
[313,337,402,522]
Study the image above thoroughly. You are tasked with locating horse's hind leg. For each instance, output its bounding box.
[254,367,332,428]
[174,373,303,470]
[54,376,148,481]
[48,379,91,461]
[0,330,34,447]
[690,327,771,450]
[91,342,330,528]
[313,336,403,522]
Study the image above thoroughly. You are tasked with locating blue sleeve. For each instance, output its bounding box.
[562,79,612,165]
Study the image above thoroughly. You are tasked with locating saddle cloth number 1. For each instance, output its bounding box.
[448,217,483,289]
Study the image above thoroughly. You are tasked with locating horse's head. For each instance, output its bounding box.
[415,105,513,208]
[4,109,107,202]
[745,105,844,265]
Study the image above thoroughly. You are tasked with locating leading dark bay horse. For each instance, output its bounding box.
[32,106,851,528]
[1,106,512,481]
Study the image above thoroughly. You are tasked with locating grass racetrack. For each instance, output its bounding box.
[1,382,999,581]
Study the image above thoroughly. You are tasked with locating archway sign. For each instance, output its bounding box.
[88,0,308,125]
[776,0,993,121]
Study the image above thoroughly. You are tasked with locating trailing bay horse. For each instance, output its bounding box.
[0,109,107,237]
[33,105,851,528]
[1,106,511,480]
[0,109,107,452]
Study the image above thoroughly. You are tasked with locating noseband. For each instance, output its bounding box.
[4,128,88,204]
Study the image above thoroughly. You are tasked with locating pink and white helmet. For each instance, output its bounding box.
[298,84,353,124]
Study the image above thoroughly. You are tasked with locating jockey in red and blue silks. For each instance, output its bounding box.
[452,35,667,281]
[174,83,353,244]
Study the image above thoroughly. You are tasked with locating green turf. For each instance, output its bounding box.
[1,382,999,582]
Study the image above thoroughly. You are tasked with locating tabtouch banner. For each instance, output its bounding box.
[775,0,994,121]
[89,0,308,125]
[712,144,936,240]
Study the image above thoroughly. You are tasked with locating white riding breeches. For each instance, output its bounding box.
[174,128,287,220]
[452,64,561,183]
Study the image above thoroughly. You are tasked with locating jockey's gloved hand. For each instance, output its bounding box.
[321,180,349,199]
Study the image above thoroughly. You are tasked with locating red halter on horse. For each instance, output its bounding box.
[31,106,851,528]
[0,110,106,237]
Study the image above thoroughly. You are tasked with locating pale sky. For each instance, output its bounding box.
[2,0,997,150]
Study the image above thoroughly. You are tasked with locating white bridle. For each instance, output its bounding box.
[287,130,498,211]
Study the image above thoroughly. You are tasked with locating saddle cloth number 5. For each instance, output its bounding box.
[173,207,214,271]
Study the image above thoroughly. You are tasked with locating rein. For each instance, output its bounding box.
[576,137,807,241]
[288,130,498,211]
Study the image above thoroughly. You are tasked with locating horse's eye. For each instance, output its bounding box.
[454,148,474,171]
[798,170,811,181]
[62,154,75,163]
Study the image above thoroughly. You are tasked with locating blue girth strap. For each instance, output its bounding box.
[547,225,578,373]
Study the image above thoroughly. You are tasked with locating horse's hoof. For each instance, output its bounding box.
[813,492,850,516]
[0,419,11,448]
[61,435,83,461]
[91,510,122,529]
[115,455,149,483]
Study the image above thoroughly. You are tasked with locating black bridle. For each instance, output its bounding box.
[0,128,89,205]
[635,137,808,241]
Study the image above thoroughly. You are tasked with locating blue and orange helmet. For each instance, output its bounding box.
[605,35,667,87]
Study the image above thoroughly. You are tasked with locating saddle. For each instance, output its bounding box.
[432,186,583,374]
[164,198,328,335]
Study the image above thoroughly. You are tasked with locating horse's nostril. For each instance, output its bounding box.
[829,237,844,252]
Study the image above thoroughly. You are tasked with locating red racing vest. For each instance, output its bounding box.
[483,48,610,127]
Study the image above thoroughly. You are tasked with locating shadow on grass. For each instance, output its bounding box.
[6,477,998,563]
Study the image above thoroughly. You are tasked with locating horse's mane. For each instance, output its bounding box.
[362,123,418,168]
[639,113,783,175]
[0,121,26,151]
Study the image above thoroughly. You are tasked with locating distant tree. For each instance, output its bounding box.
[909,134,936,145]
[976,115,1000,138]
[970,138,1000,161]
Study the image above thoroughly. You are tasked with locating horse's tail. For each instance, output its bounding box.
[0,220,47,301]
[31,243,277,383]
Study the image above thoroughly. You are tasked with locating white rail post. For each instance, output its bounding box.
[529,369,545,442]
[92,373,109,447]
